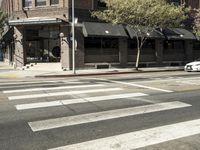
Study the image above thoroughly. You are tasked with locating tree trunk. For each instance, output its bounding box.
[135,47,141,70]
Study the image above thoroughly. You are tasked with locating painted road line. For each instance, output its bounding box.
[3,84,105,93]
[128,82,173,93]
[110,80,173,93]
[16,93,148,110]
[85,77,173,93]
[48,118,200,150]
[8,88,123,100]
[28,101,191,132]
[16,101,63,110]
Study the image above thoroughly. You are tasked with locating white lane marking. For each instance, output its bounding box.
[16,101,63,110]
[3,84,105,93]
[16,93,148,110]
[48,118,200,150]
[8,88,123,100]
[28,101,191,132]
[128,82,173,93]
[110,80,173,93]
[84,77,173,93]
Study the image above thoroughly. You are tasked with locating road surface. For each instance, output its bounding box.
[0,71,200,150]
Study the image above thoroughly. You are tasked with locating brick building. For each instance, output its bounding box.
[1,0,200,69]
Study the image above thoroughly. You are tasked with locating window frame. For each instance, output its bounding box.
[23,0,32,8]
[50,0,59,6]
[36,0,46,7]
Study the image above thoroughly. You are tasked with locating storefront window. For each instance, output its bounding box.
[25,27,61,63]
[170,0,181,6]
[36,0,46,6]
[23,0,32,8]
[128,39,155,55]
[164,40,185,54]
[97,0,106,8]
[193,41,200,51]
[85,37,118,55]
[50,0,59,5]
[128,39,137,49]
[85,37,101,49]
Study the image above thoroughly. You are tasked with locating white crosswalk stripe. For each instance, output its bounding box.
[8,88,123,100]
[28,101,191,132]
[15,93,148,110]
[3,84,106,93]
[48,118,200,150]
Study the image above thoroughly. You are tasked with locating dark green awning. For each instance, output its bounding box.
[126,26,165,39]
[83,22,128,38]
[163,28,196,40]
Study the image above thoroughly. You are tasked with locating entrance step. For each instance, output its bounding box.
[24,63,62,71]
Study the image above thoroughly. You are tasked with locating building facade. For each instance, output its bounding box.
[1,0,200,69]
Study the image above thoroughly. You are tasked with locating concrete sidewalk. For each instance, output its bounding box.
[0,61,184,78]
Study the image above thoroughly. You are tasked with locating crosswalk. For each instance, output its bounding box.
[0,78,198,149]
[48,119,200,150]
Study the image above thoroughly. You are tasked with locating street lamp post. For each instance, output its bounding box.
[72,0,76,74]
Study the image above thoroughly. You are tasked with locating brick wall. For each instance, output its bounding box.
[1,0,96,21]
[13,7,69,20]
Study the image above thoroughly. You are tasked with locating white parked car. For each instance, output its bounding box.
[184,58,200,72]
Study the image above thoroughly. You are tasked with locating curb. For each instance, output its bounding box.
[35,68,184,78]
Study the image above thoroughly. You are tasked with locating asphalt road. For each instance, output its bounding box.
[0,71,200,150]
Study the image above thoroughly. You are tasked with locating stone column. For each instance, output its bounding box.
[32,0,36,9]
[14,0,19,11]
[46,0,50,6]
[155,39,163,66]
[19,0,22,10]
[60,25,71,70]
[14,26,26,68]
[185,40,193,62]
[119,38,128,67]
[60,0,64,7]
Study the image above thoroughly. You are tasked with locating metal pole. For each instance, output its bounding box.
[72,0,76,74]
